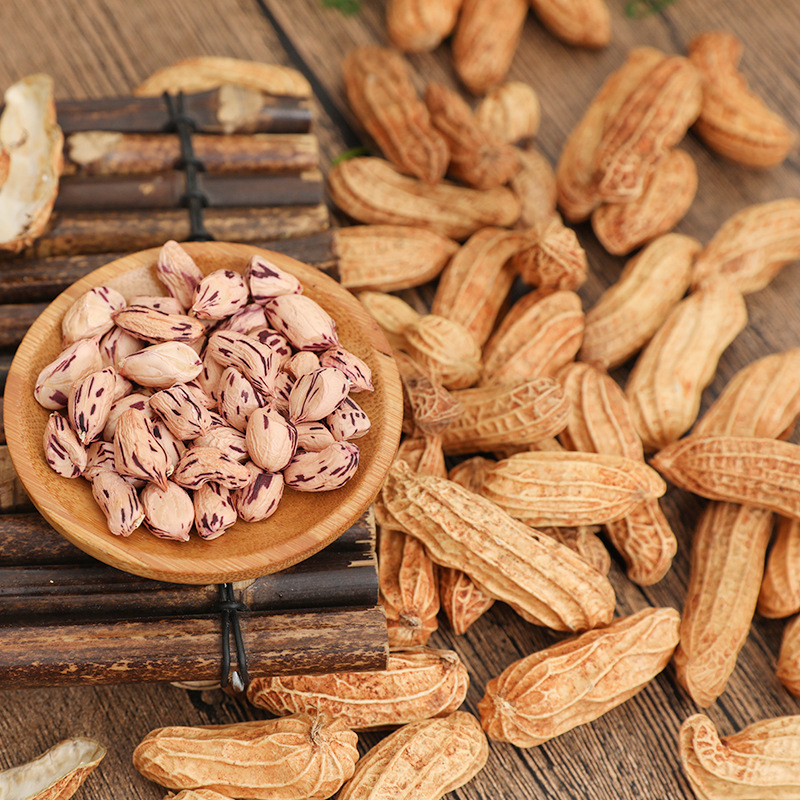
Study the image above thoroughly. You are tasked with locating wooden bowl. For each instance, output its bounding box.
[4,242,403,584]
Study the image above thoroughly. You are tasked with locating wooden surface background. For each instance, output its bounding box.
[2,0,800,797]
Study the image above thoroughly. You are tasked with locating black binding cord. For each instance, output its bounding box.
[162,91,214,242]
[218,583,250,691]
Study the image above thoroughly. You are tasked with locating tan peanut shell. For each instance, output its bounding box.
[432,227,528,346]
[448,456,494,494]
[691,199,800,294]
[593,56,702,203]
[394,435,448,479]
[652,435,800,520]
[759,516,800,619]
[538,526,611,574]
[357,291,420,344]
[337,712,488,800]
[393,352,463,436]
[379,526,440,647]
[479,607,679,747]
[441,377,569,455]
[680,713,800,800]
[674,501,773,707]
[557,362,676,584]
[579,233,700,370]
[381,463,616,632]
[0,737,106,800]
[475,82,541,144]
[426,82,521,190]
[480,289,584,384]
[625,280,747,452]
[451,0,529,94]
[480,451,666,528]
[438,567,495,634]
[386,0,463,52]
[556,46,666,222]
[689,30,795,168]
[592,148,698,256]
[510,147,557,229]
[512,215,589,291]
[342,47,449,184]
[694,348,800,440]
[247,647,469,731]
[132,713,359,800]
[778,616,800,697]
[327,157,521,240]
[334,225,458,292]
[529,0,611,48]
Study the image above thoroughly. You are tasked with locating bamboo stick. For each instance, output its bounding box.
[63,132,319,176]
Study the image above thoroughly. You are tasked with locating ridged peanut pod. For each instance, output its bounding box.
[538,526,611,574]
[190,269,249,320]
[172,446,252,491]
[556,46,666,222]
[132,713,359,800]
[593,56,702,203]
[452,0,529,94]
[334,225,458,292]
[625,280,747,452]
[475,82,541,144]
[691,199,800,294]
[480,451,666,528]
[529,0,611,48]
[778,616,800,697]
[386,0,463,52]
[0,737,106,800]
[113,409,171,489]
[67,367,117,445]
[651,435,800,519]
[357,291,420,345]
[283,442,360,492]
[337,712,487,800]
[510,147,557,229]
[118,342,203,389]
[401,315,482,390]
[43,412,87,478]
[141,481,194,542]
[431,227,528,346]
[480,289,584,384]
[558,362,677,584]
[479,607,680,747]
[149,384,213,440]
[91,469,145,536]
[688,31,795,168]
[327,157,521,240]
[232,464,284,523]
[425,81,521,191]
[440,377,569,455]
[393,352,463,436]
[342,46,449,184]
[381,463,616,631]
[168,791,233,800]
[156,240,204,309]
[759,517,800,619]
[591,148,698,256]
[247,647,468,731]
[379,526,440,647]
[193,482,237,540]
[673,501,773,707]
[438,567,495,635]
[35,336,105,410]
[693,348,800,439]
[61,285,126,345]
[579,233,700,370]
[112,305,205,344]
[448,456,494,493]
[680,713,800,800]
[512,216,589,291]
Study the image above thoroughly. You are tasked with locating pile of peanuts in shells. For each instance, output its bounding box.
[11,10,800,800]
[35,240,373,541]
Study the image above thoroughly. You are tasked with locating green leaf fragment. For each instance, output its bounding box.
[624,0,678,18]
[331,146,371,166]
[320,0,362,15]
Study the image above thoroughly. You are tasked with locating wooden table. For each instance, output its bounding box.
[2,0,800,797]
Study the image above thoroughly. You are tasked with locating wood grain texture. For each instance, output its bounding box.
[5,242,403,583]
[2,0,800,798]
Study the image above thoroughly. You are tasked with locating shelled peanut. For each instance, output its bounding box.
[35,240,373,541]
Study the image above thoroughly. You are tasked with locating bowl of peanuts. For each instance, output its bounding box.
[4,241,403,583]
